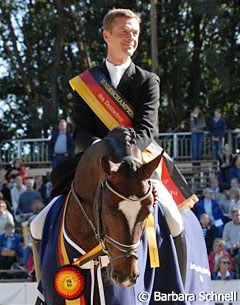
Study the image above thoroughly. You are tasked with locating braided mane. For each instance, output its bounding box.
[104,127,137,162]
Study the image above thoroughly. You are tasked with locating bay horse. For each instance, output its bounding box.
[36,127,162,305]
[33,126,212,305]
[65,127,161,286]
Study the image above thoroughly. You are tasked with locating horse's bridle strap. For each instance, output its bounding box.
[105,180,152,202]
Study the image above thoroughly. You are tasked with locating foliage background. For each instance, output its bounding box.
[0,0,239,139]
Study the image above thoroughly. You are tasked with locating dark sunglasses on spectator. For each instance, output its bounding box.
[221,261,230,264]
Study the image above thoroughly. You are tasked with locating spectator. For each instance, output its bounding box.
[209,108,226,160]
[218,184,232,224]
[48,119,75,168]
[16,178,42,222]
[5,159,28,185]
[212,256,235,280]
[199,213,218,254]
[0,199,14,234]
[194,188,224,235]
[190,106,206,161]
[230,177,240,189]
[228,187,240,216]
[229,154,240,184]
[208,176,220,200]
[0,179,12,207]
[0,223,23,270]
[34,175,49,205]
[10,175,26,215]
[222,208,240,256]
[208,238,234,274]
[218,144,236,187]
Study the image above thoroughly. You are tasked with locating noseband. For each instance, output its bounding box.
[71,179,153,262]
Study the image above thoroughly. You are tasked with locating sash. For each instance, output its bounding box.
[69,68,198,209]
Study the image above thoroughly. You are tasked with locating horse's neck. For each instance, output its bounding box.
[64,142,108,251]
[74,141,108,202]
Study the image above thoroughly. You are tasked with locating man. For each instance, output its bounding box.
[10,175,26,215]
[52,8,181,237]
[16,177,42,222]
[209,108,226,160]
[223,208,240,256]
[0,223,23,270]
[48,119,75,168]
[71,9,160,152]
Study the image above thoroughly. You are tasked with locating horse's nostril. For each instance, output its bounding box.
[133,272,140,281]
[111,271,120,283]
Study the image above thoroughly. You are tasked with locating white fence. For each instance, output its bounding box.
[0,281,239,305]
[0,130,240,165]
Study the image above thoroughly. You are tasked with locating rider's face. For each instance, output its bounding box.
[103,17,140,64]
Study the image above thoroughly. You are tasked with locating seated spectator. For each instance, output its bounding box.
[228,187,240,216]
[217,183,231,223]
[0,179,12,207]
[0,223,23,270]
[229,154,240,185]
[208,176,220,200]
[223,208,240,256]
[230,177,240,189]
[194,188,224,235]
[34,175,50,205]
[10,175,26,215]
[5,159,28,185]
[199,213,219,254]
[16,178,42,222]
[218,144,235,188]
[0,199,14,234]
[212,256,235,280]
[208,238,234,274]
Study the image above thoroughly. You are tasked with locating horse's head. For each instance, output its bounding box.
[95,127,162,287]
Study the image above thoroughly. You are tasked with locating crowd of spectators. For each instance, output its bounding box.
[193,147,240,280]
[0,159,52,281]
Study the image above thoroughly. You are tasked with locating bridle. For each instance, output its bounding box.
[70,178,153,262]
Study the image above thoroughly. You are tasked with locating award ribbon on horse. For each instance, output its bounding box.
[55,193,86,304]
[69,68,198,209]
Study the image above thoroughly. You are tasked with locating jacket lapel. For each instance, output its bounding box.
[117,62,136,94]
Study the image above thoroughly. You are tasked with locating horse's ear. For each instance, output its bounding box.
[138,152,164,180]
[101,155,119,175]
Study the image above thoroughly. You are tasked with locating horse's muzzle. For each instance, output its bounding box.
[110,269,140,287]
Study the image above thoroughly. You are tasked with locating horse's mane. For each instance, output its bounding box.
[104,127,137,163]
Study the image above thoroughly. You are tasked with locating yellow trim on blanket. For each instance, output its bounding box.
[146,214,160,268]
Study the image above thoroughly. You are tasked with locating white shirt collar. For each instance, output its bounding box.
[106,59,131,88]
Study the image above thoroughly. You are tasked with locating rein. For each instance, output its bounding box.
[70,179,153,262]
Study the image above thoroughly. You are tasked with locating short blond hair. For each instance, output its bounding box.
[103,8,141,31]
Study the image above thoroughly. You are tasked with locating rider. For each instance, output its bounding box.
[68,8,183,238]
[71,8,159,152]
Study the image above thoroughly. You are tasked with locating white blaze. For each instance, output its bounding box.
[118,200,141,233]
